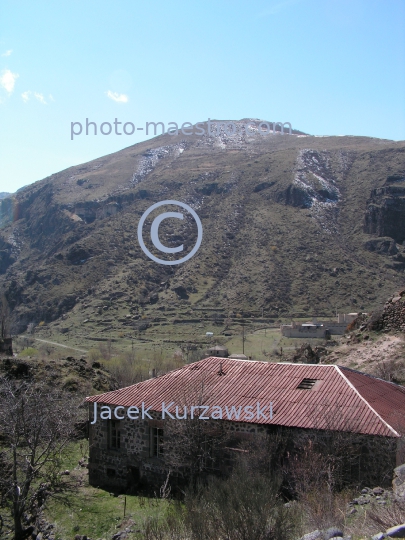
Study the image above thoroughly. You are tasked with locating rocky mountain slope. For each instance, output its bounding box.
[1,120,405,341]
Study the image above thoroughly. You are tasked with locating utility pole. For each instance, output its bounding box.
[242,321,245,355]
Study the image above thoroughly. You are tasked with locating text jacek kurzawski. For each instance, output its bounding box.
[90,402,274,424]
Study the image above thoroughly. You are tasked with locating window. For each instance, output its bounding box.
[109,420,121,449]
[296,378,318,390]
[150,427,164,457]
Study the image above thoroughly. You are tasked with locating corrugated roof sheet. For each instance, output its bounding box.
[86,358,405,437]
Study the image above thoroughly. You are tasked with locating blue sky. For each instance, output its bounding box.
[1,0,404,193]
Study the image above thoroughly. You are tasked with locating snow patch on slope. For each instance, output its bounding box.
[294,149,341,234]
[131,142,189,186]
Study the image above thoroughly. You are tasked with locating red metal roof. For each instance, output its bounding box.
[86,358,405,437]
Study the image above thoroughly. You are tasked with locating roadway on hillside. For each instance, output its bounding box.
[34,338,88,354]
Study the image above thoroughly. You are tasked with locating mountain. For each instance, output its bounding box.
[0,119,405,342]
[0,192,10,200]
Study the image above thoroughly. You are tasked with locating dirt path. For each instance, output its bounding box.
[34,338,88,354]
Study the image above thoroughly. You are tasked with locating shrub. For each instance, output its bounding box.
[185,464,301,540]
[62,375,80,392]
[19,347,39,357]
[138,463,302,540]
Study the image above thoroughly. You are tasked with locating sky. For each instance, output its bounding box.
[0,0,404,194]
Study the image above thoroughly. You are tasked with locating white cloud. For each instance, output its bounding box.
[21,91,53,104]
[106,90,129,103]
[0,69,19,94]
[21,90,31,102]
[34,92,46,104]
[1,49,12,57]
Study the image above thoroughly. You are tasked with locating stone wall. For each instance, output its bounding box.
[88,405,167,490]
[367,290,405,332]
[88,402,399,492]
[87,403,268,491]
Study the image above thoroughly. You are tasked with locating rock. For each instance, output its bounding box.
[353,497,370,505]
[373,487,385,495]
[292,343,321,364]
[324,529,344,540]
[299,531,322,540]
[364,237,398,255]
[386,523,405,537]
[111,533,127,540]
[371,534,386,540]
[393,465,405,498]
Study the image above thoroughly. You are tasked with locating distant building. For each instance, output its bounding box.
[280,313,367,338]
[281,322,327,338]
[228,353,248,360]
[337,313,360,324]
[206,345,228,358]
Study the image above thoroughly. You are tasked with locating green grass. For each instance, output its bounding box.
[18,347,39,357]
[44,441,168,540]
[223,327,325,360]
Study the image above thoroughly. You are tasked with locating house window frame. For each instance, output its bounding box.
[108,420,121,450]
[150,426,164,457]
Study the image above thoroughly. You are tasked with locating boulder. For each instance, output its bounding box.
[324,529,344,540]
[299,531,322,540]
[393,465,405,498]
[373,487,385,495]
[386,523,405,538]
[111,533,127,540]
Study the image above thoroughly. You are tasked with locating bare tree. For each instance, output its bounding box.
[0,378,83,540]
[162,374,228,485]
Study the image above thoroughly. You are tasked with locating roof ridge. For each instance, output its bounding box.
[274,362,335,366]
[335,365,400,437]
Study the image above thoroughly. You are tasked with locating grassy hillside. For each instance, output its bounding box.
[1,120,405,352]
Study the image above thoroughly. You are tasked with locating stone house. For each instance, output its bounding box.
[86,358,405,491]
[205,345,228,358]
[280,313,367,338]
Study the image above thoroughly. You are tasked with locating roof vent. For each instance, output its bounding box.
[217,362,225,376]
[297,378,318,390]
